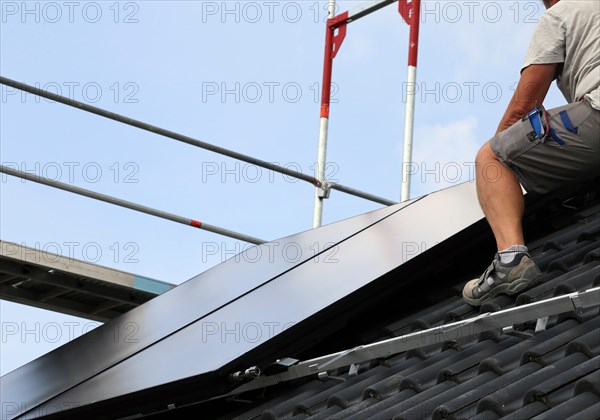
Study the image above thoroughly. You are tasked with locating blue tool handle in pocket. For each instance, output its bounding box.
[527,107,544,138]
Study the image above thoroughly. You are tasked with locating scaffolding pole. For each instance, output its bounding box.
[0,77,393,210]
[313,0,340,228]
[400,0,421,202]
[0,164,267,245]
[312,0,421,225]
[0,77,319,186]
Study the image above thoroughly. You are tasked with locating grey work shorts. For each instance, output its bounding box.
[490,99,600,194]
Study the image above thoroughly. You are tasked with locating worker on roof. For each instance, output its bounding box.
[463,0,600,306]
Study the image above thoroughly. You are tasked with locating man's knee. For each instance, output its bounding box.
[476,141,513,185]
[476,141,498,164]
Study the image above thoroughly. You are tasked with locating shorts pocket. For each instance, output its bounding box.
[550,102,593,135]
[559,110,578,134]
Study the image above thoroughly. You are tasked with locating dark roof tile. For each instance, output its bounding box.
[394,372,497,420]
[534,391,599,419]
[445,302,477,322]
[478,319,579,374]
[292,363,386,414]
[543,384,579,410]
[473,410,502,420]
[362,356,423,400]
[524,355,600,404]
[433,363,539,420]
[547,241,600,272]
[575,370,600,397]
[520,317,600,365]
[369,381,456,420]
[498,401,549,419]
[292,371,371,414]
[327,365,396,408]
[399,345,490,393]
[535,247,570,272]
[479,294,514,313]
[556,265,600,294]
[584,248,600,263]
[477,352,590,417]
[566,327,600,357]
[365,349,458,398]
[383,297,464,336]
[578,224,600,242]
[517,262,600,304]
[256,381,337,419]
[574,203,600,219]
[343,390,417,420]
[409,299,464,330]
[304,405,341,419]
[326,397,379,419]
[528,213,600,250]
[565,400,600,420]
[437,338,514,383]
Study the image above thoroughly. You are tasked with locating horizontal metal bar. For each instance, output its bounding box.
[0,76,320,188]
[224,287,600,396]
[2,76,395,207]
[346,0,397,23]
[1,164,266,245]
[329,182,397,206]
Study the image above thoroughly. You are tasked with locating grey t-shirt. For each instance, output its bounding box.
[522,0,600,109]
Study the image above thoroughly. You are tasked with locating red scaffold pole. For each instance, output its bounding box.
[399,0,421,202]
[313,2,347,228]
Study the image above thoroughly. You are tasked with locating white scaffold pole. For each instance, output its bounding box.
[400,0,421,202]
[0,165,267,245]
[313,0,340,229]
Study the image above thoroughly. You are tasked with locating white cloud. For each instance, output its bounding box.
[408,116,481,193]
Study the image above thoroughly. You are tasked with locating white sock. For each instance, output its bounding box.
[498,245,528,264]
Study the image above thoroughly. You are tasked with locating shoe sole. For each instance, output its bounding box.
[463,274,543,306]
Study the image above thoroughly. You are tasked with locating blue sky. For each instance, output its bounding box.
[0,0,565,375]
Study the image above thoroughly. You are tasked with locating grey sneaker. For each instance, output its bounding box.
[462,253,542,306]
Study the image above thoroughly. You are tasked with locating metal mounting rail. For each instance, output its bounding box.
[223,287,600,397]
[0,164,266,245]
[0,76,395,208]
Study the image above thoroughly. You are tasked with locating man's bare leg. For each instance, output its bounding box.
[463,141,542,306]
[476,141,525,251]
